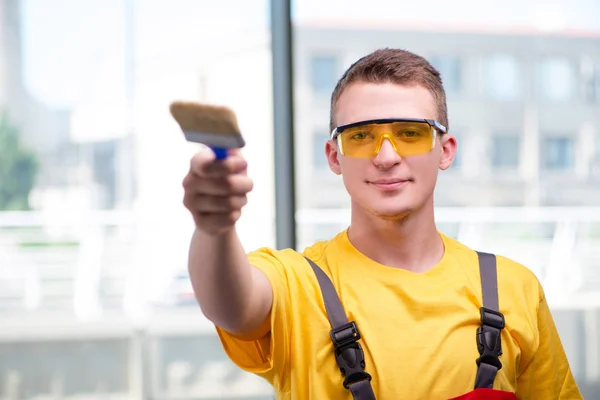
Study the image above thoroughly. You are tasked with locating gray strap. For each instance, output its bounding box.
[474,362,499,389]
[477,252,499,312]
[305,257,376,400]
[474,251,504,390]
[306,257,350,328]
[349,380,377,399]
[304,253,502,394]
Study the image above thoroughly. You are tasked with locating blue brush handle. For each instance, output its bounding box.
[212,147,228,160]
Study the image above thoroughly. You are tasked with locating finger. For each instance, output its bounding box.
[205,155,247,176]
[184,174,254,196]
[187,195,248,213]
[190,151,247,177]
[189,148,215,175]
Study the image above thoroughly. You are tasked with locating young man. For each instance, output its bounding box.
[182,48,582,399]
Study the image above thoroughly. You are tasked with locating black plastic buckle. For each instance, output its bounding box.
[343,371,372,389]
[476,307,505,370]
[330,321,371,386]
[476,325,503,369]
[480,307,505,330]
[330,321,361,349]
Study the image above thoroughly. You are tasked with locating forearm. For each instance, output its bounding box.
[188,227,271,334]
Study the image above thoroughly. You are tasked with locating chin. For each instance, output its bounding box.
[368,203,414,222]
[350,185,428,221]
[374,211,413,222]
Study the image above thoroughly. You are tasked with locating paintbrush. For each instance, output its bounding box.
[169,101,246,160]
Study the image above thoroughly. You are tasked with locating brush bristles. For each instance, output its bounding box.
[169,101,241,136]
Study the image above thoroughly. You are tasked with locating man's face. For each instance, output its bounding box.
[325,81,456,220]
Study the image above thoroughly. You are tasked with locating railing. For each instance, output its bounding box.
[296,206,600,308]
[0,208,599,399]
[0,210,136,317]
[1,207,599,316]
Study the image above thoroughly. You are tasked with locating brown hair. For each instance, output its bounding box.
[329,48,448,133]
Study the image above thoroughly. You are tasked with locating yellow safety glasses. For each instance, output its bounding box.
[330,118,447,158]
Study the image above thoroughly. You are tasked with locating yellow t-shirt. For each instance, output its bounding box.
[216,231,582,399]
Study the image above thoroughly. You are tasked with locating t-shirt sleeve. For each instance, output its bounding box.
[214,248,292,390]
[515,287,583,399]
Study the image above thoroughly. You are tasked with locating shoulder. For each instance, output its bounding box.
[246,233,349,306]
[248,231,343,268]
[495,254,543,299]
[246,237,344,319]
[302,232,343,264]
[443,234,544,303]
[246,233,341,282]
[246,241,329,269]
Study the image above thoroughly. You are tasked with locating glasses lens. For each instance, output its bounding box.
[338,121,434,158]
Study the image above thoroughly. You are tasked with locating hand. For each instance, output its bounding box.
[182,149,253,235]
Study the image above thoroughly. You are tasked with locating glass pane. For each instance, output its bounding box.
[542,137,575,170]
[430,55,462,95]
[596,131,600,171]
[595,63,600,103]
[151,334,272,398]
[0,0,274,399]
[492,135,520,167]
[292,2,600,398]
[451,132,461,168]
[537,57,575,101]
[483,55,521,100]
[0,340,130,397]
[310,55,339,94]
[312,131,330,169]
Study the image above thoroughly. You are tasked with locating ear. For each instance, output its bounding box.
[439,134,457,171]
[325,139,342,175]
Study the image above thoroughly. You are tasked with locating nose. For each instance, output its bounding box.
[373,137,401,167]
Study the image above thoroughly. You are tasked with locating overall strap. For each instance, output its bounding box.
[474,251,505,389]
[304,256,376,400]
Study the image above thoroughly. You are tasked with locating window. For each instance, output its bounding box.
[1,1,276,399]
[594,63,600,103]
[542,137,575,170]
[451,133,461,168]
[492,136,520,168]
[430,56,462,94]
[582,57,597,103]
[595,132,600,168]
[483,55,521,100]
[313,132,330,169]
[310,55,338,94]
[92,139,117,209]
[537,57,575,101]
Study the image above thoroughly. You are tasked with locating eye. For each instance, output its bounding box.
[349,131,370,140]
[397,129,422,138]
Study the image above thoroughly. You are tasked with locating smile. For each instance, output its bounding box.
[368,179,412,191]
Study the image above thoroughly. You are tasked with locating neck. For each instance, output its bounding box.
[348,200,444,273]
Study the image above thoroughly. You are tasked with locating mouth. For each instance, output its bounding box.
[368,178,412,191]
